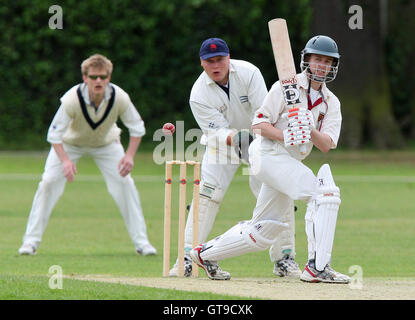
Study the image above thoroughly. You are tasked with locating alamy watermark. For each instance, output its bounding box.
[48,5,63,30]
[48,265,63,289]
[348,265,363,289]
[348,5,363,30]
[152,121,259,176]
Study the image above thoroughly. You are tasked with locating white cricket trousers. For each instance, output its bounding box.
[22,141,151,250]
[247,139,317,245]
[184,147,296,262]
[249,141,316,224]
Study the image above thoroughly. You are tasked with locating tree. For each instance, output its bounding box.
[386,0,415,140]
[0,0,312,149]
[310,0,404,148]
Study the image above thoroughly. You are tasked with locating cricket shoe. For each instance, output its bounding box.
[273,255,302,278]
[300,259,350,284]
[190,245,231,280]
[18,243,37,255]
[168,255,193,277]
[136,243,157,256]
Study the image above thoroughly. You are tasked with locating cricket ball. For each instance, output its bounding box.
[162,122,175,136]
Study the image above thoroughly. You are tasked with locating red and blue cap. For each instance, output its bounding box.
[199,38,230,60]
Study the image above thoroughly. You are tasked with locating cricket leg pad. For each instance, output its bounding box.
[314,164,341,271]
[305,200,317,261]
[269,203,296,262]
[184,181,224,248]
[200,220,287,262]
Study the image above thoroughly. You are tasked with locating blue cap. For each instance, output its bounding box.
[199,38,230,60]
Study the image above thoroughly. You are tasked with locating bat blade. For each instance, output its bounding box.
[268,19,296,80]
[268,18,307,154]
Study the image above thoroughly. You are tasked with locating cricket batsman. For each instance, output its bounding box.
[169,38,301,278]
[190,35,351,283]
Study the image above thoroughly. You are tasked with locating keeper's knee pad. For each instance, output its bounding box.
[184,181,224,246]
[199,181,225,203]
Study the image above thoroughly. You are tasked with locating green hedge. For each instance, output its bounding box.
[1,1,412,150]
[0,0,311,149]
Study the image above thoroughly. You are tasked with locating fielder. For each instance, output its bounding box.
[18,54,156,256]
[169,38,301,277]
[191,36,351,283]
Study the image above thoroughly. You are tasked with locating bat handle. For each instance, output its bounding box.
[300,144,307,155]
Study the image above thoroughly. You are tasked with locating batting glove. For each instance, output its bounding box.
[282,108,315,130]
[283,127,311,147]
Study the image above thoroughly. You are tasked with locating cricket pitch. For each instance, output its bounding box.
[68,274,415,300]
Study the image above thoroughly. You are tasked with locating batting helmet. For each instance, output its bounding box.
[300,35,340,83]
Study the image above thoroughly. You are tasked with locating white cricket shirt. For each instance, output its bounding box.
[252,71,342,160]
[189,59,268,152]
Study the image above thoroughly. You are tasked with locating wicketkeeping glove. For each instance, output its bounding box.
[233,130,254,163]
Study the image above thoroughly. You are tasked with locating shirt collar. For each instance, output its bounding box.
[297,71,331,99]
[80,83,113,106]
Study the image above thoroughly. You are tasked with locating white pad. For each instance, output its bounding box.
[184,197,220,248]
[306,164,341,271]
[199,181,226,203]
[269,203,296,261]
[305,201,316,261]
[184,181,226,249]
[315,185,341,270]
[200,220,287,261]
[242,220,288,250]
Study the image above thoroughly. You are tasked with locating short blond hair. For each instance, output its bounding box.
[81,54,113,76]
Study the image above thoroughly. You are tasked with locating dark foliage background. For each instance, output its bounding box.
[0,0,413,150]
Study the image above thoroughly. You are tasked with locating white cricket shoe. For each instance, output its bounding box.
[18,243,37,255]
[273,255,302,278]
[190,244,231,280]
[300,259,350,283]
[168,256,193,277]
[136,243,157,256]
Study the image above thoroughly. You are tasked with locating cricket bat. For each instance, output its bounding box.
[268,18,307,154]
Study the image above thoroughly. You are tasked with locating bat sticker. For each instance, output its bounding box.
[282,83,301,105]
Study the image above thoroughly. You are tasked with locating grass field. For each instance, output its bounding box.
[0,149,414,300]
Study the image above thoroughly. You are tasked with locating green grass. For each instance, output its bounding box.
[0,149,415,299]
[0,275,247,300]
[0,275,245,300]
